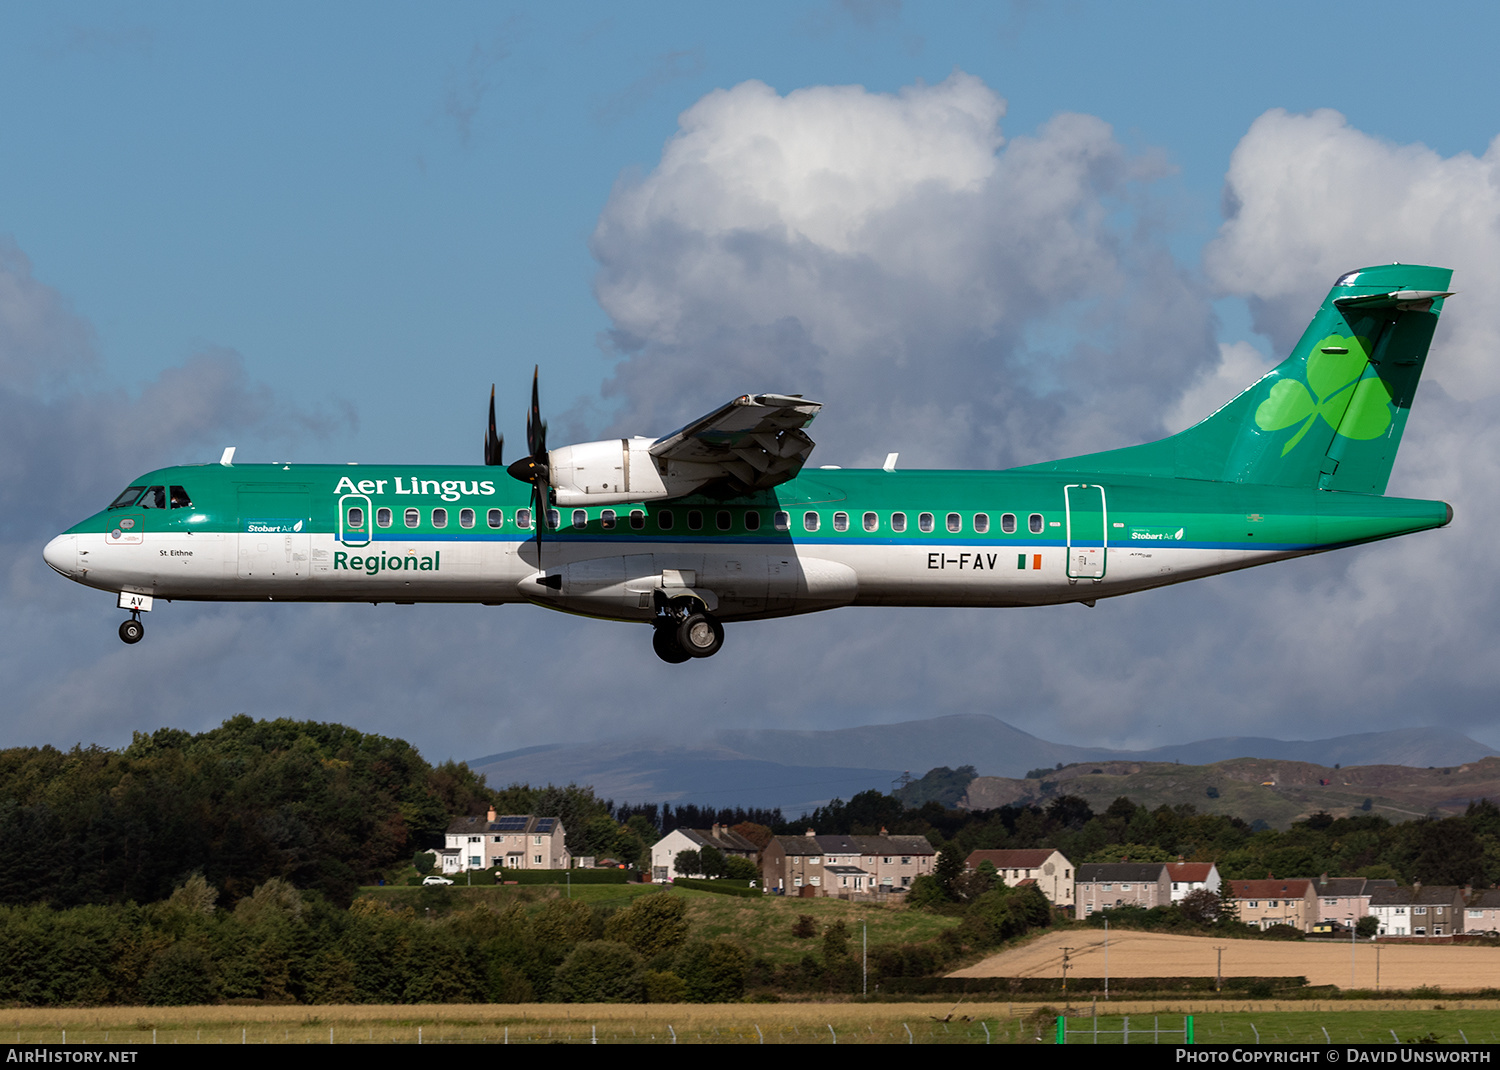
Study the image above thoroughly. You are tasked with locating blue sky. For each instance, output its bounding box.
[9,2,1500,769]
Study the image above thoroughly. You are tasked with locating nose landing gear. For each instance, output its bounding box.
[119,611,144,644]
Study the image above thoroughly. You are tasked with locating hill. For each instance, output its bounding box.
[961,756,1500,827]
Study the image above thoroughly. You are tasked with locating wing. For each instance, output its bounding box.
[649,393,822,496]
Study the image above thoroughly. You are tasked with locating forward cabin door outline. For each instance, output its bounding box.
[237,486,312,579]
[1065,483,1107,581]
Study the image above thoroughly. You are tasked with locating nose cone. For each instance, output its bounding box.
[43,534,77,577]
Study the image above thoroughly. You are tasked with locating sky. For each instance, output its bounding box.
[8,1,1500,771]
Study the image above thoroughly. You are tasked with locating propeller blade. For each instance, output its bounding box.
[526,365,547,460]
[484,384,504,466]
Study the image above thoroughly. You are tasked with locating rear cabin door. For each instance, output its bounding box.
[1064,483,1107,580]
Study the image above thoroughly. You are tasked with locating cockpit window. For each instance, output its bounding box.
[108,486,146,509]
[140,486,167,509]
[169,486,193,509]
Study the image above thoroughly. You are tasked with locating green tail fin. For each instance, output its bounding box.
[1019,263,1453,494]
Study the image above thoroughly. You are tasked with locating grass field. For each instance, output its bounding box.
[363,882,961,964]
[2,1001,1495,1045]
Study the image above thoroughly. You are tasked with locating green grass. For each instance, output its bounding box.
[669,887,960,963]
[1064,1009,1500,1045]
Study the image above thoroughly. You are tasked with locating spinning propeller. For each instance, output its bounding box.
[500,367,552,548]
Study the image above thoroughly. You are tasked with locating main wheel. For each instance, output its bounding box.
[119,618,144,644]
[676,612,724,658]
[652,623,690,663]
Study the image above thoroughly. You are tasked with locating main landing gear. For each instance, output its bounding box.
[651,595,725,663]
[119,611,144,645]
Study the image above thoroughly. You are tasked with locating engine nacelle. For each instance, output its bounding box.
[548,438,708,506]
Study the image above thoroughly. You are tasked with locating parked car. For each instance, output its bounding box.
[422,875,454,885]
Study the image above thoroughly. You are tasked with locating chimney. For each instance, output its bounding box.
[805,828,816,837]
[487,806,497,823]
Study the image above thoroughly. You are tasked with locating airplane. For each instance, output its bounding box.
[44,263,1455,664]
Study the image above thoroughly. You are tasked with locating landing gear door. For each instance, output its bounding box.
[1065,484,1107,580]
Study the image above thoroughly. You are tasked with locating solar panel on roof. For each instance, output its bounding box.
[535,819,556,832]
[496,816,528,831]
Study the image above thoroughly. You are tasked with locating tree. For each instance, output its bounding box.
[673,849,701,878]
[1216,883,1241,928]
[603,893,689,957]
[934,842,966,899]
[550,941,645,1003]
[722,855,759,881]
[698,846,725,878]
[1179,887,1220,926]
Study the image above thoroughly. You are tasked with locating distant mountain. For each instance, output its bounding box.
[466,715,1497,813]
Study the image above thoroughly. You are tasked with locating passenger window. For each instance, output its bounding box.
[918,512,934,533]
[460,508,475,529]
[1002,513,1016,534]
[1029,513,1044,534]
[108,486,146,509]
[487,508,503,529]
[863,512,878,532]
[630,510,645,530]
[602,509,616,530]
[546,509,560,530]
[716,510,731,531]
[688,510,703,531]
[405,508,420,528]
[744,511,761,532]
[516,508,532,529]
[169,486,193,509]
[773,511,790,532]
[946,513,961,533]
[659,510,674,530]
[804,511,820,532]
[347,507,364,529]
[432,508,448,529]
[891,512,907,533]
[832,512,849,532]
[377,507,393,528]
[572,509,587,528]
[974,513,989,534]
[141,486,166,509]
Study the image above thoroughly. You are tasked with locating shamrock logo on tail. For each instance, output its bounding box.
[1254,334,1392,456]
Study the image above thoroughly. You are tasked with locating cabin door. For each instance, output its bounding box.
[1064,484,1107,580]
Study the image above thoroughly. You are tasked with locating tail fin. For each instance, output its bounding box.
[1021,263,1453,494]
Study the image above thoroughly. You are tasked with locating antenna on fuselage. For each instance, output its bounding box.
[883,452,899,472]
[219,447,236,467]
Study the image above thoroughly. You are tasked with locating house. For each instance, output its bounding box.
[1074,863,1171,918]
[440,809,570,873]
[650,824,761,881]
[1465,888,1500,934]
[1227,879,1317,932]
[760,829,935,896]
[965,848,1075,907]
[1368,885,1467,937]
[1166,862,1221,902]
[1312,875,1395,927]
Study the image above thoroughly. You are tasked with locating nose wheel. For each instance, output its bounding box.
[119,612,144,645]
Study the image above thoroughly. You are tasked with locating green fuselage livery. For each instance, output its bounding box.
[44,264,1455,662]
